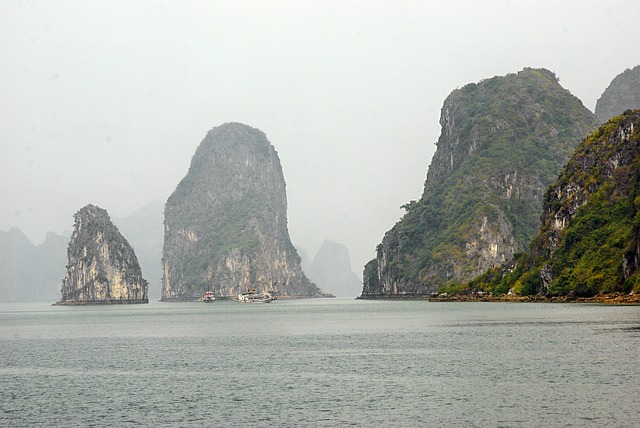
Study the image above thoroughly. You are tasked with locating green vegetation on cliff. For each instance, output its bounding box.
[162,123,321,300]
[466,110,640,297]
[362,68,597,297]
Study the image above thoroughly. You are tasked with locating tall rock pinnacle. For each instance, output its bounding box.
[56,204,148,304]
[161,123,322,300]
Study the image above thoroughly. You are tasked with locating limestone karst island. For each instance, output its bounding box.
[466,109,640,303]
[161,122,327,301]
[3,66,639,305]
[361,68,597,298]
[360,68,640,303]
[55,204,148,305]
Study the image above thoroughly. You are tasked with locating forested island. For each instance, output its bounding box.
[360,67,640,303]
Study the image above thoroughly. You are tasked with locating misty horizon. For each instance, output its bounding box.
[2,1,639,273]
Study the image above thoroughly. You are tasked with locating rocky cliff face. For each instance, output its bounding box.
[362,68,598,298]
[306,240,361,298]
[484,110,640,296]
[595,65,640,123]
[57,205,148,304]
[161,122,322,300]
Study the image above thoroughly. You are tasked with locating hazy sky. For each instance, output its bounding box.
[1,0,639,274]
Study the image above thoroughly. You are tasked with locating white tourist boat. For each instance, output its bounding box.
[236,288,274,303]
[202,291,216,302]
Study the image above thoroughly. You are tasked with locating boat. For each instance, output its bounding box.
[236,288,274,303]
[202,291,216,302]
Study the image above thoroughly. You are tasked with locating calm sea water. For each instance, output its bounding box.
[1,299,639,427]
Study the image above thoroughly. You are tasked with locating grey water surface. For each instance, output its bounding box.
[1,299,638,427]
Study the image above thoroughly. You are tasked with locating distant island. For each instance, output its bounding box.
[595,65,640,123]
[304,240,362,298]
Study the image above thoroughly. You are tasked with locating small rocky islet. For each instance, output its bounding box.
[54,204,148,305]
